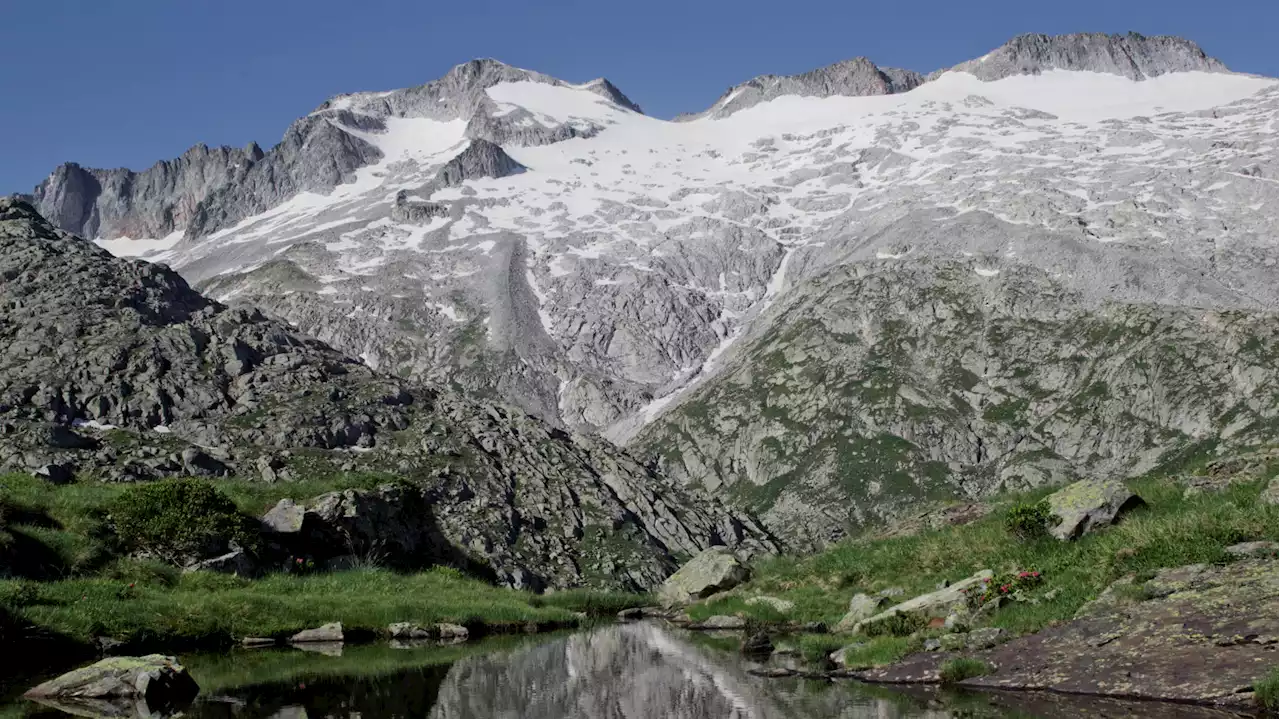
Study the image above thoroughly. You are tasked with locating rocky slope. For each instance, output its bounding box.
[0,198,777,590]
[632,262,1277,546]
[9,31,1278,542]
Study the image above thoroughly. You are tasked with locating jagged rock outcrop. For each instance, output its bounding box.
[0,198,778,589]
[22,58,639,242]
[679,57,924,120]
[20,143,264,240]
[424,139,528,196]
[947,32,1229,81]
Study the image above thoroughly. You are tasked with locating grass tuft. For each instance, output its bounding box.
[939,657,991,683]
[1255,666,1279,712]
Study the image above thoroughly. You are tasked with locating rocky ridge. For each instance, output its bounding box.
[0,197,777,590]
[9,32,1277,544]
[632,262,1277,546]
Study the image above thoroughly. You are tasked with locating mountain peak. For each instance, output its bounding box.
[680,56,923,120]
[947,31,1229,81]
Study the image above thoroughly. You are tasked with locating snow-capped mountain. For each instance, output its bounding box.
[17,32,1278,542]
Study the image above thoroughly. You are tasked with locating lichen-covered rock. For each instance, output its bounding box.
[657,547,750,606]
[23,655,198,706]
[846,570,992,634]
[1045,479,1145,540]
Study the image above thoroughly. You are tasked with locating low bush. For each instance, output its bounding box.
[963,569,1044,610]
[1003,501,1058,540]
[939,657,991,683]
[108,479,258,567]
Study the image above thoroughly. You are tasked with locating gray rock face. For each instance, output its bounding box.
[21,143,263,240]
[681,57,924,120]
[947,32,1228,81]
[0,198,778,589]
[633,261,1278,547]
[1044,478,1146,541]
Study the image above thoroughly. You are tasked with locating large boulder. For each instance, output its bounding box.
[845,570,993,634]
[657,546,750,606]
[23,655,198,708]
[1044,479,1145,540]
[834,593,889,632]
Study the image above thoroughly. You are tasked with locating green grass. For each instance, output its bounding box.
[939,657,991,683]
[529,589,650,618]
[686,472,1277,668]
[1256,666,1279,712]
[0,566,577,649]
[832,636,920,669]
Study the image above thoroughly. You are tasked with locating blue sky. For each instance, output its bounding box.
[2,0,1275,194]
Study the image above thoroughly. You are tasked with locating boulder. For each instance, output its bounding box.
[289,622,343,643]
[657,546,750,606]
[23,655,198,707]
[1044,479,1145,540]
[388,622,432,639]
[435,623,469,640]
[693,615,747,630]
[834,593,889,632]
[965,627,1007,650]
[616,607,644,620]
[847,570,993,634]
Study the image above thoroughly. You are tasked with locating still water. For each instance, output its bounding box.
[2,623,1246,719]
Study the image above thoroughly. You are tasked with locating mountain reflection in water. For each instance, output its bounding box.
[9,623,1246,719]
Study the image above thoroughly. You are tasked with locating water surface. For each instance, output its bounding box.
[2,623,1248,719]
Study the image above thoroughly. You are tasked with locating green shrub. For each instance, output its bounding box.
[963,569,1044,610]
[1255,667,1279,712]
[108,479,258,567]
[939,657,991,683]
[861,610,926,638]
[1003,501,1058,540]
